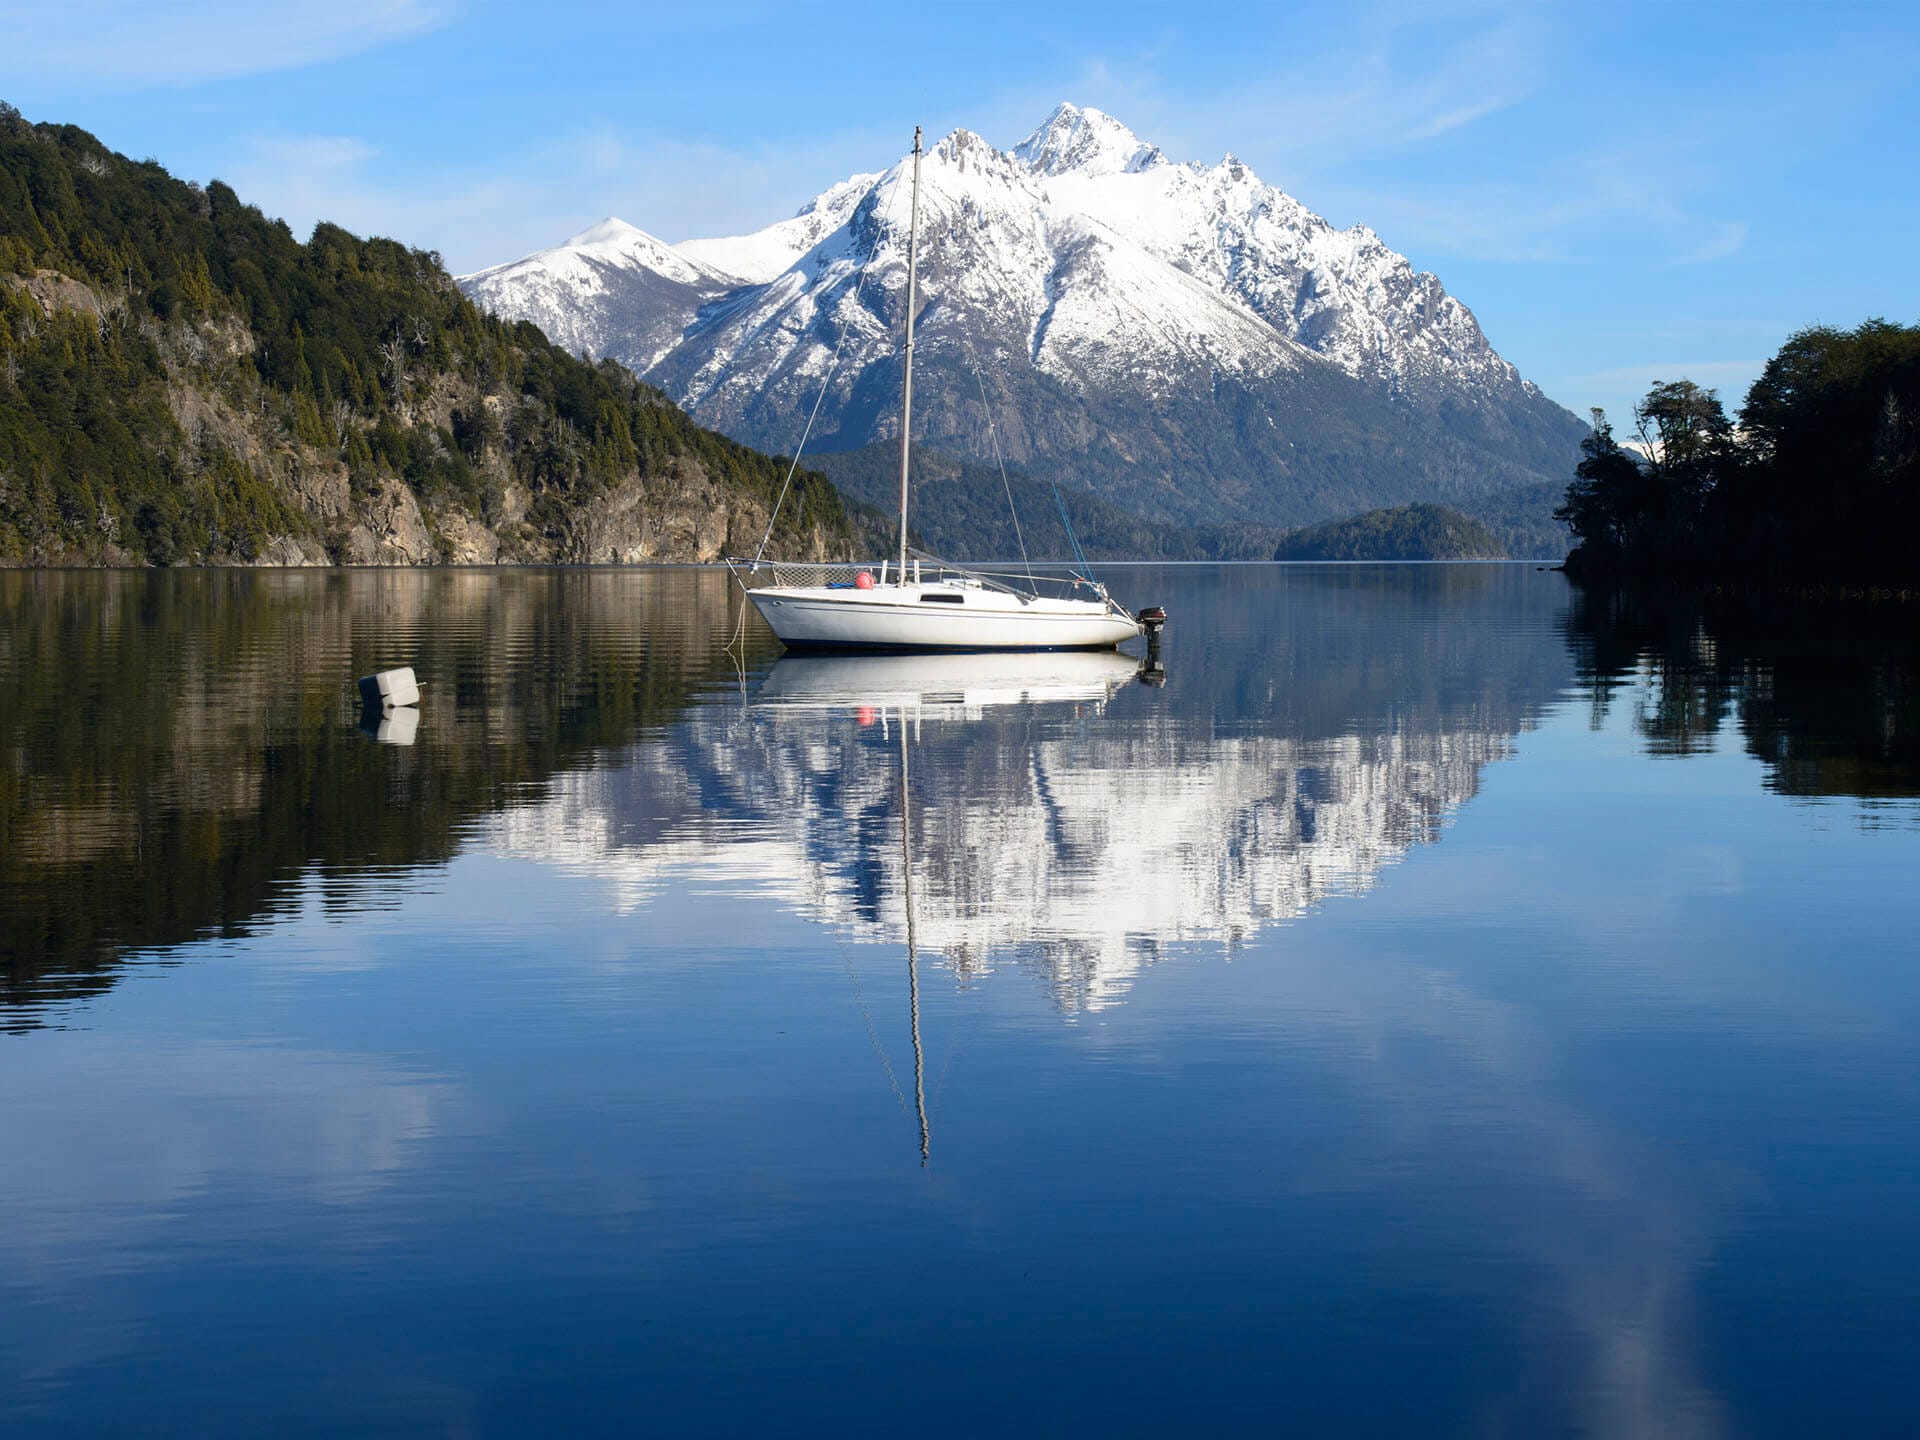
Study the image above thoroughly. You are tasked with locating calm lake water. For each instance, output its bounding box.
[3,564,1918,1437]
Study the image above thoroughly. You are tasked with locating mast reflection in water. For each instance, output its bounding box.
[765,650,1149,1162]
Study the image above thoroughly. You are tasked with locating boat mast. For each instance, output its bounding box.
[895,125,922,583]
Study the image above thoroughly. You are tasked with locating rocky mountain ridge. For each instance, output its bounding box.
[462,103,1587,530]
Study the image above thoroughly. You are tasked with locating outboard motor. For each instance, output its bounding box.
[1137,606,1168,686]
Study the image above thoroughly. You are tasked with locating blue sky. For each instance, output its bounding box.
[2,0,1915,426]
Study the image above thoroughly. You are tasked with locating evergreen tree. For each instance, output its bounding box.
[1554,410,1645,561]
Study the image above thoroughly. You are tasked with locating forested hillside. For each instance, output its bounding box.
[1452,481,1571,559]
[0,104,856,565]
[808,443,1284,561]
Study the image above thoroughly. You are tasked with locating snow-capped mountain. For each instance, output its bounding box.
[461,216,742,372]
[460,104,1585,528]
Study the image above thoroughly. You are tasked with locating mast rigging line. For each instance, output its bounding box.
[1053,483,1097,586]
[748,122,1098,602]
[963,334,1037,594]
[929,199,1089,594]
[747,146,908,572]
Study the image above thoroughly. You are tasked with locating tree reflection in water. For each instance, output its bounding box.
[1561,581,1920,801]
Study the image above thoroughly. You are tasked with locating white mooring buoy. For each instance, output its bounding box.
[358,666,420,712]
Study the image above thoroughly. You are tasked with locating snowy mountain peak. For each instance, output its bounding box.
[1015,102,1164,178]
[562,216,651,249]
[931,127,1000,167]
[675,172,879,286]
[466,215,735,293]
[457,213,748,372]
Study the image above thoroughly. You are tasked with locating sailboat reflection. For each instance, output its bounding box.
[761,648,1147,1165]
[757,648,1143,716]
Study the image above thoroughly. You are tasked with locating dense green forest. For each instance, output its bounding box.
[1557,320,1920,584]
[0,103,856,565]
[1271,503,1506,561]
[1450,479,1571,558]
[807,442,1284,561]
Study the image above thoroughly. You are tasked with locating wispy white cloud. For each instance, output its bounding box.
[1295,20,1917,269]
[249,135,378,174]
[965,8,1919,282]
[164,2,1912,303]
[222,123,902,273]
[1309,161,1753,270]
[1660,221,1749,270]
[0,0,453,84]
[950,13,1621,269]
[226,132,520,261]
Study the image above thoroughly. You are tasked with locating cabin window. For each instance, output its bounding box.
[918,593,965,604]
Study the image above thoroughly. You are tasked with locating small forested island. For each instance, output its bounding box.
[0,105,858,566]
[1271,503,1506,561]
[1557,320,1920,586]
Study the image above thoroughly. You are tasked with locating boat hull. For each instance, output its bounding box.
[747,585,1140,651]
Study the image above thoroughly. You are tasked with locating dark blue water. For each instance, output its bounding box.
[3,565,1917,1437]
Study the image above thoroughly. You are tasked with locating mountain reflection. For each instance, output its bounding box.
[490,573,1573,1011]
[10,569,1920,1436]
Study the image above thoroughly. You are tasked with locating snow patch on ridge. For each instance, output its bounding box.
[467,216,737,293]
[676,172,879,285]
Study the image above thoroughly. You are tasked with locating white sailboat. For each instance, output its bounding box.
[729,127,1156,653]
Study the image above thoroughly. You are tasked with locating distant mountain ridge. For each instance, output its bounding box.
[461,103,1587,532]
[458,216,744,373]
